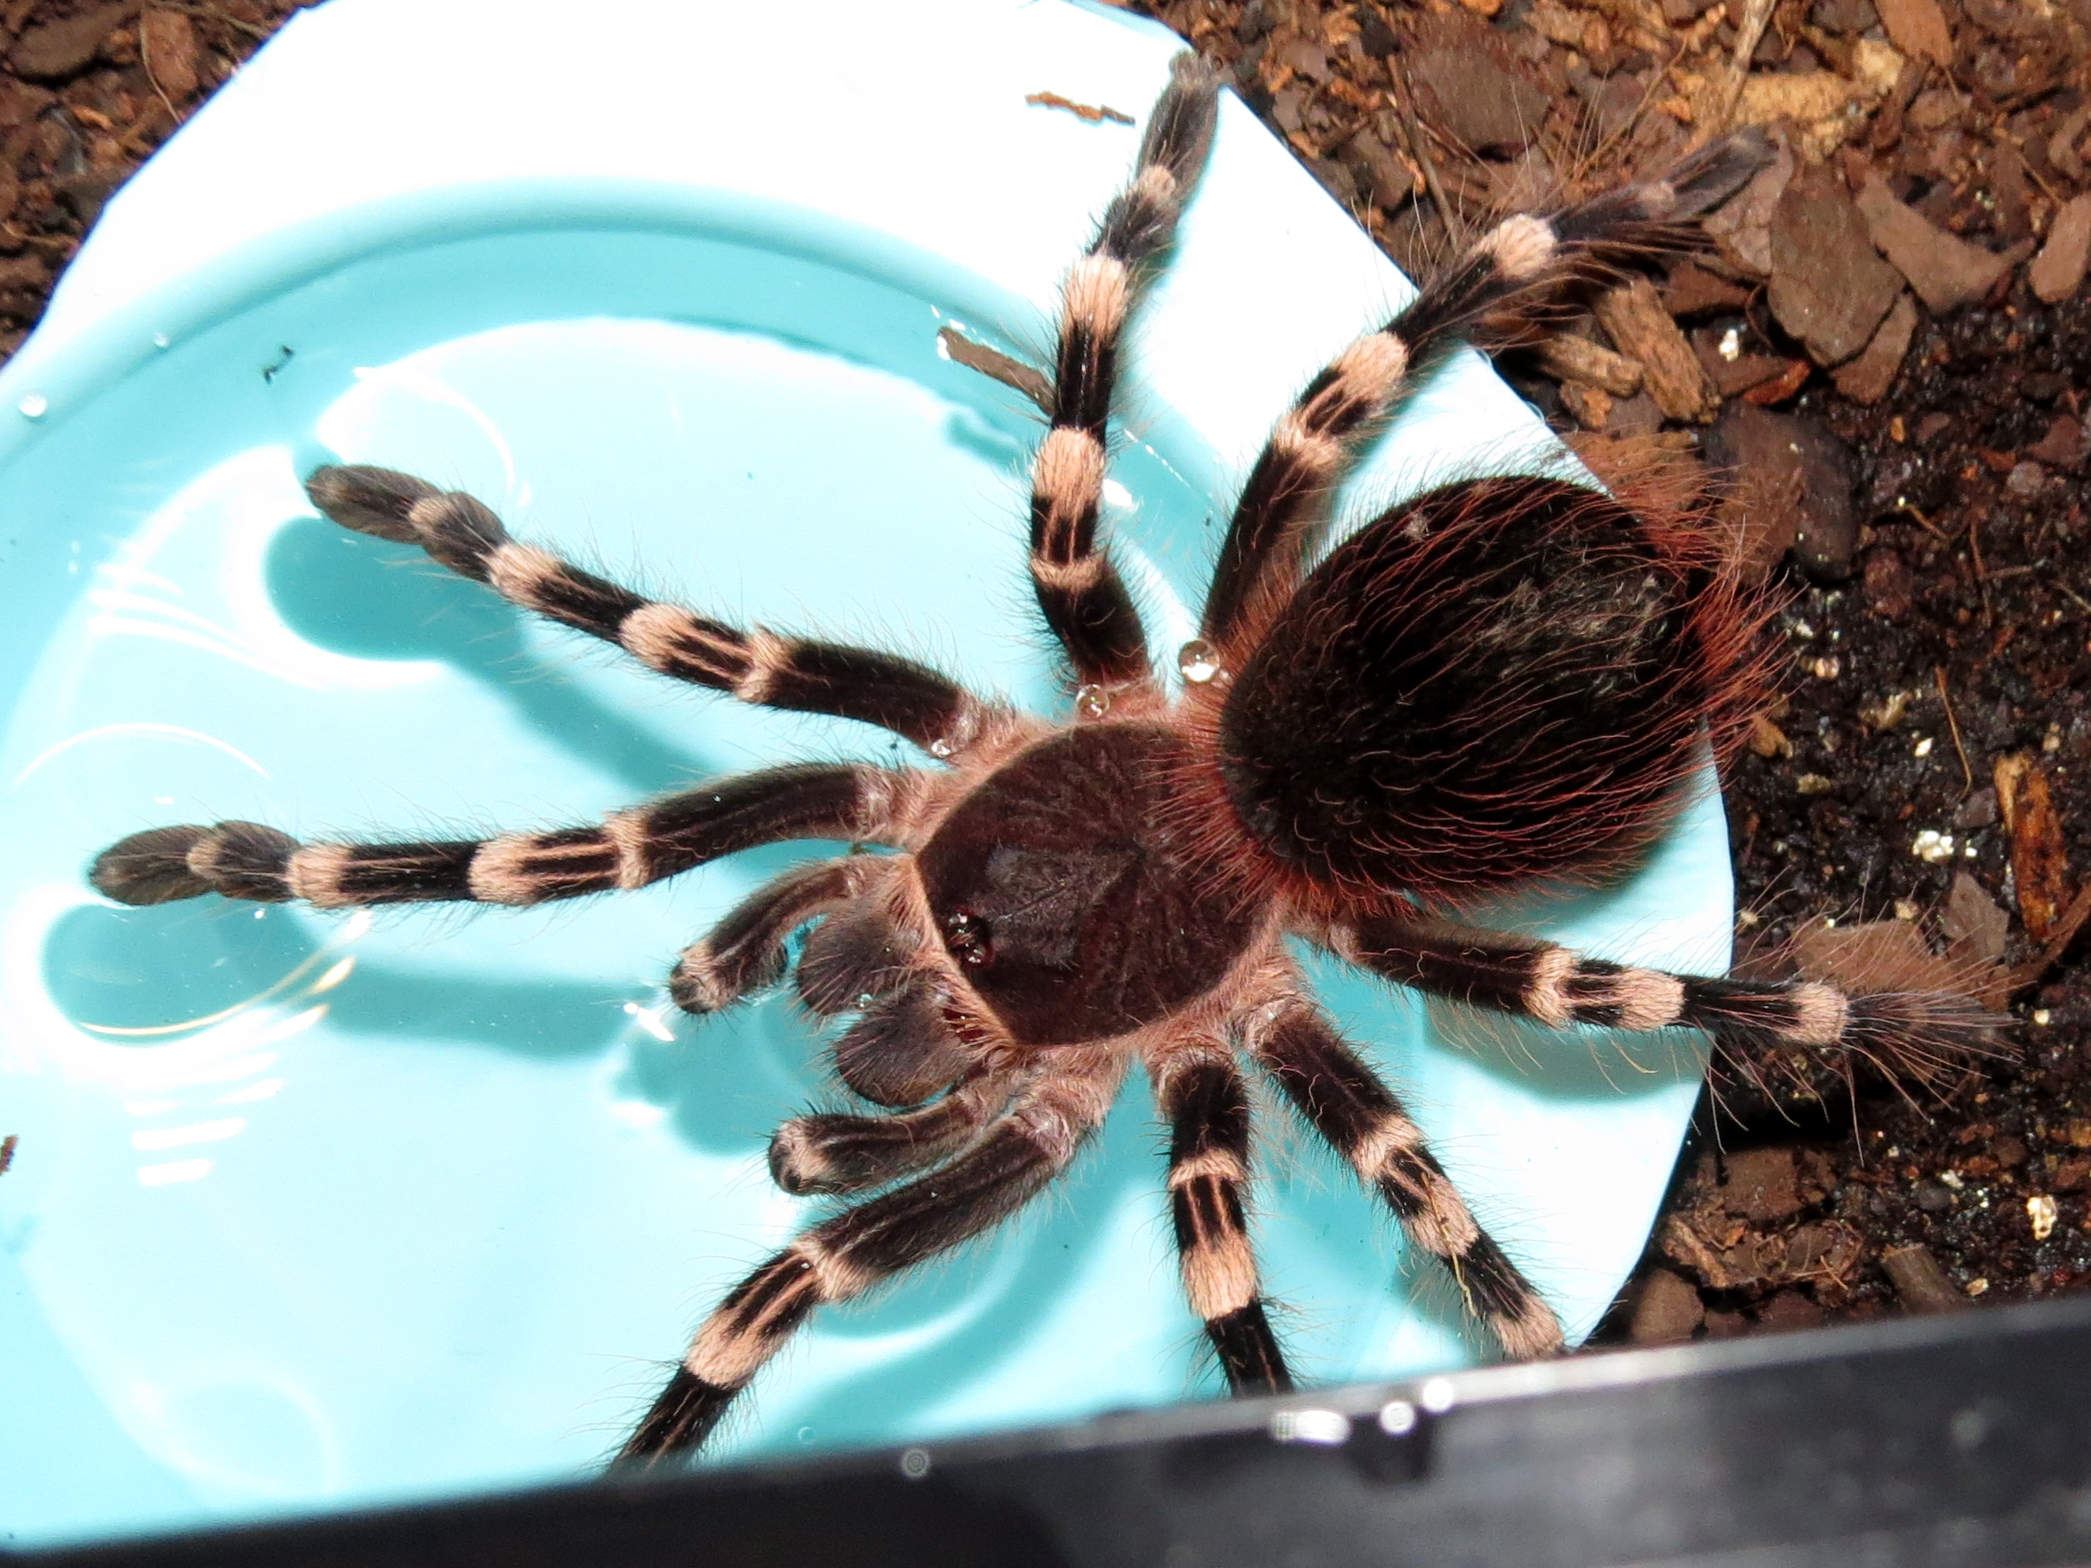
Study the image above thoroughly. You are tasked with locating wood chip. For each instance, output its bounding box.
[1854,174,2016,313]
[1591,277,1715,423]
[2028,194,2091,305]
[1629,1268,1704,1344]
[1875,0,1955,67]
[10,0,136,79]
[1768,164,1902,365]
[140,8,196,102]
[937,327,1049,411]
[1995,753,2075,944]
[1538,333,1643,396]
[1830,290,1919,404]
[1703,126,1796,278]
[1880,1243,1967,1314]
[1942,871,2010,964]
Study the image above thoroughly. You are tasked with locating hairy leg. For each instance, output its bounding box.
[1245,988,1563,1361]
[1027,52,1218,693]
[1336,914,1994,1091]
[1148,1038,1291,1394]
[617,1049,1124,1466]
[1197,132,1770,659]
[92,764,917,910]
[306,465,1002,761]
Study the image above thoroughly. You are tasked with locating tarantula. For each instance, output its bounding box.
[89,57,1984,1467]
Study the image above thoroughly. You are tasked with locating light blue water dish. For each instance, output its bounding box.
[0,0,1733,1547]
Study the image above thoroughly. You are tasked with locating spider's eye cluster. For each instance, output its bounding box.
[941,909,994,969]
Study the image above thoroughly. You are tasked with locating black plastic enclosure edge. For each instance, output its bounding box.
[14,1295,2091,1568]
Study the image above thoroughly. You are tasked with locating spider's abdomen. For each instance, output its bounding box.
[918,724,1257,1047]
[1215,474,1748,905]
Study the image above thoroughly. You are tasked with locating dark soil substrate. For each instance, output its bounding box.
[0,0,2085,1356]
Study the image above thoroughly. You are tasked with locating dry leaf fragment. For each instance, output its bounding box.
[1995,753,2075,943]
[1875,0,1954,68]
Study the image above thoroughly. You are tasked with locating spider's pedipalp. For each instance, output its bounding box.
[829,978,976,1107]
[1196,131,1772,659]
[1027,54,1219,694]
[619,1050,1123,1469]
[303,465,998,759]
[1150,1041,1291,1394]
[668,858,861,1015]
[93,764,911,911]
[768,1076,1007,1196]
[1342,917,2000,1093]
[1248,992,1564,1362]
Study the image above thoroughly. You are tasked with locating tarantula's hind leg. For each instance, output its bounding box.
[1337,915,2000,1094]
[92,764,914,910]
[616,1050,1124,1468]
[1149,1040,1291,1393]
[1246,990,1563,1361]
[305,465,1000,759]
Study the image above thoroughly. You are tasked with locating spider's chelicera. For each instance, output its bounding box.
[90,57,1988,1467]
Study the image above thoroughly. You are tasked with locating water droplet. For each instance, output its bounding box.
[1075,683,1111,719]
[151,332,170,350]
[899,1447,932,1479]
[17,393,47,419]
[928,736,954,758]
[1178,639,1222,684]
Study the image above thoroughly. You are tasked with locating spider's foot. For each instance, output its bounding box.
[304,464,440,543]
[89,824,213,904]
[90,820,299,906]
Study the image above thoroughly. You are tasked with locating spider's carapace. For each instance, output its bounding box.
[89,54,1993,1468]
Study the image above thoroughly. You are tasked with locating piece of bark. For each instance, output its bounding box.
[2029,195,2091,305]
[1741,358,1811,406]
[1830,290,1918,403]
[2027,414,2085,471]
[140,9,197,101]
[937,327,1049,411]
[1591,277,1716,423]
[1875,0,1954,66]
[1881,1243,1967,1314]
[1768,164,1903,365]
[1995,753,2074,944]
[1559,380,1614,430]
[1407,39,1549,154]
[1942,871,2010,964]
[1629,1268,1705,1344]
[1854,174,2016,312]
[1339,128,1414,210]
[1720,1147,1802,1223]
[1539,333,1643,396]
[1702,403,1857,579]
[1665,260,1752,317]
[10,1,136,79]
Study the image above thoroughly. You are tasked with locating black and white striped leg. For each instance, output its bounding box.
[668,857,865,1015]
[91,765,914,911]
[1340,916,1995,1089]
[617,1052,1124,1467]
[1150,1045,1291,1394]
[1029,53,1218,693]
[1247,994,1563,1361]
[1196,130,1773,655]
[304,465,998,759]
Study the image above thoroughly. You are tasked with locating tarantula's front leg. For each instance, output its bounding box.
[1027,53,1218,692]
[1148,1040,1291,1394]
[1336,915,1995,1090]
[618,1049,1124,1467]
[305,466,1001,759]
[91,764,917,910]
[1246,990,1563,1361]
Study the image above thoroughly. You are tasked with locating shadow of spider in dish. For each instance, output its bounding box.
[89,55,1995,1467]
